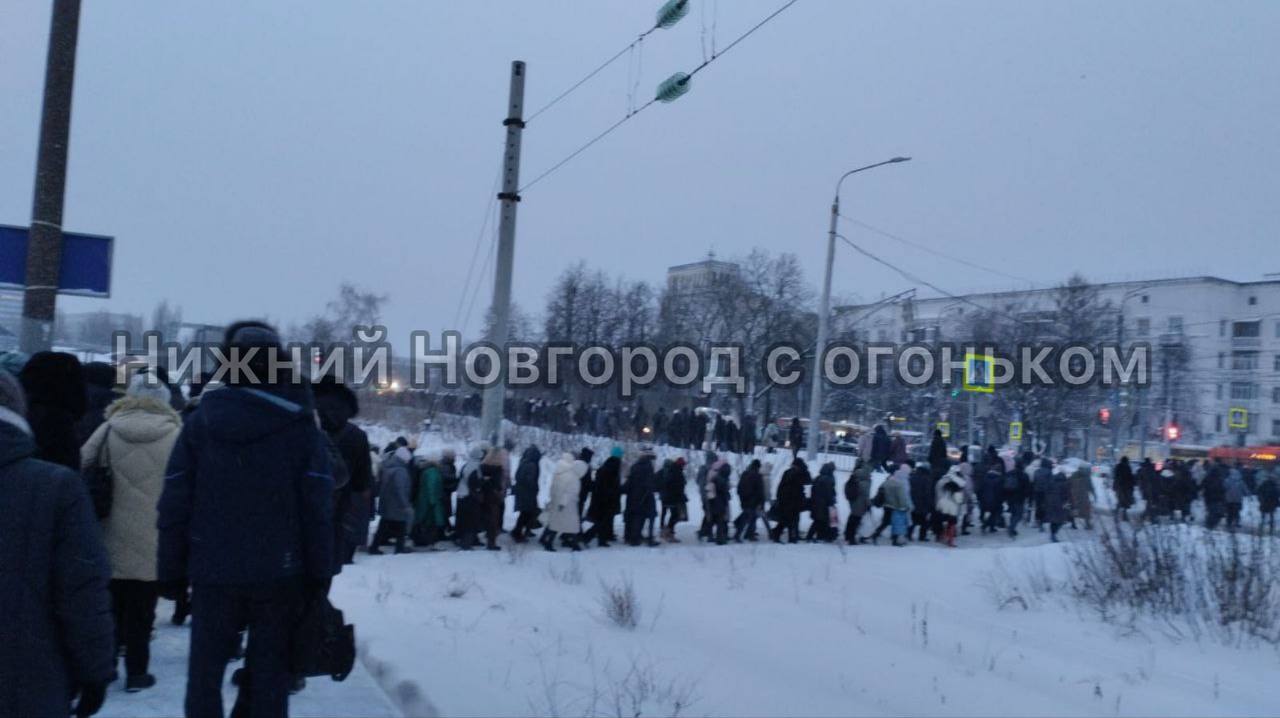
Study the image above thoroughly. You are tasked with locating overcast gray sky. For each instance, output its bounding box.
[3,1,1278,350]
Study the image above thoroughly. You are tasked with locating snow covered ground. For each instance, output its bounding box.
[97,604,400,718]
[329,422,1280,717]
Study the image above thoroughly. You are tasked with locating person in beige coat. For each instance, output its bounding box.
[80,372,181,692]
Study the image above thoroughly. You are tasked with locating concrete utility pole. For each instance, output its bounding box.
[479,61,526,445]
[805,157,911,462]
[21,0,82,353]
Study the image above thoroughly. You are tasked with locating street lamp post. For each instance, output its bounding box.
[805,157,911,462]
[1111,285,1151,462]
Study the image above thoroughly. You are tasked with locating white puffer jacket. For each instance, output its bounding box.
[81,394,182,581]
[545,453,587,534]
[934,469,968,518]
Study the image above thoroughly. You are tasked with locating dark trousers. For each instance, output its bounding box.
[909,511,931,541]
[583,514,617,545]
[512,509,540,541]
[844,512,864,543]
[483,492,504,548]
[1225,502,1242,530]
[772,513,800,543]
[111,579,158,678]
[1205,501,1225,530]
[733,507,763,540]
[710,507,730,544]
[455,496,480,547]
[870,510,893,539]
[372,519,408,552]
[187,580,305,718]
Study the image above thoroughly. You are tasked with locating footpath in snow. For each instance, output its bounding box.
[97,599,400,718]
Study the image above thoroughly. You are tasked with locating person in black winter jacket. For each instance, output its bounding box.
[1112,456,1136,521]
[584,449,623,547]
[622,449,659,546]
[1202,460,1228,529]
[979,463,1005,533]
[313,374,373,566]
[0,370,114,718]
[511,446,543,542]
[869,425,892,468]
[908,462,935,541]
[576,447,594,522]
[709,461,733,544]
[75,361,118,448]
[807,462,838,542]
[1003,459,1032,538]
[156,321,334,718]
[733,459,766,542]
[18,350,86,471]
[927,430,949,479]
[772,458,809,543]
[660,457,688,542]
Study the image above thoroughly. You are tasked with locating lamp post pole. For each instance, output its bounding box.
[805,157,911,462]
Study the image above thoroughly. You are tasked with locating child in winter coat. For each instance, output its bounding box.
[934,468,967,547]
[881,464,914,546]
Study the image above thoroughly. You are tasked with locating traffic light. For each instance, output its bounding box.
[1165,424,1180,442]
[1098,407,1111,426]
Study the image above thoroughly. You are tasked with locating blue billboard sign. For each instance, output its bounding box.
[0,224,113,297]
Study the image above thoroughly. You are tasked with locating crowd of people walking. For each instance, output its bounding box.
[2,326,1278,718]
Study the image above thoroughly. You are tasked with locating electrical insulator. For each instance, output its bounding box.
[656,0,691,29]
[655,72,691,102]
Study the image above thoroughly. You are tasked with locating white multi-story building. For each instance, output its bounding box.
[665,253,740,293]
[834,276,1280,447]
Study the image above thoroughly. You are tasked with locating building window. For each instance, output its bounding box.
[1216,384,1223,400]
[1229,382,1258,401]
[1216,415,1223,432]
[1275,320,1280,339]
[1233,320,1261,338]
[1232,352,1259,370]
[1136,318,1150,337]
[1274,387,1280,404]
[1220,319,1227,337]
[1141,295,1149,304]
[1249,296,1258,306]
[1218,352,1226,369]
[1167,316,1183,334]
[1275,354,1280,372]
[1274,419,1280,438]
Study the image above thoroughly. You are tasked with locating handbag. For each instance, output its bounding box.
[84,427,113,520]
[291,595,356,682]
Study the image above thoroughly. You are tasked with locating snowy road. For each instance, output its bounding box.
[98,599,401,718]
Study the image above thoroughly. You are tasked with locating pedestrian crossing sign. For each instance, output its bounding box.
[962,352,995,393]
[1009,421,1023,442]
[937,421,950,439]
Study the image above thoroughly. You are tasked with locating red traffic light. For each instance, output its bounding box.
[1098,407,1111,425]
[1165,424,1180,441]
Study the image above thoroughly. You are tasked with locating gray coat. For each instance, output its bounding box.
[378,447,415,523]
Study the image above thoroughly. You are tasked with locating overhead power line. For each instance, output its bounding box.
[520,0,803,193]
[526,0,694,123]
[839,213,1035,285]
[835,234,1033,325]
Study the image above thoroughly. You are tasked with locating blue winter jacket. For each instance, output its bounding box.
[0,421,114,717]
[157,384,334,585]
